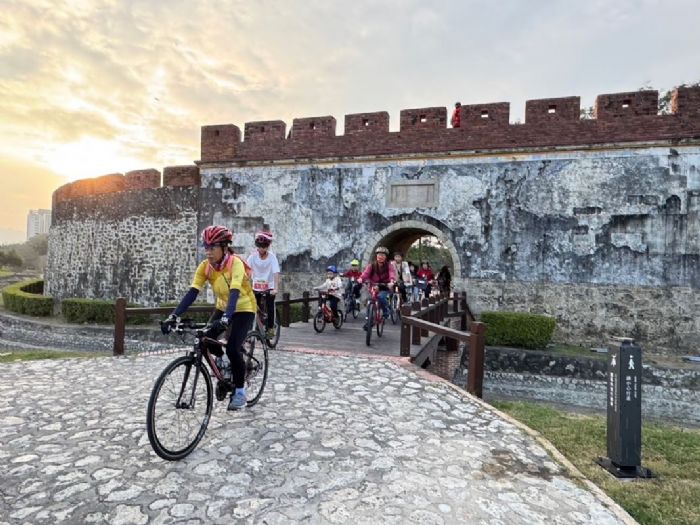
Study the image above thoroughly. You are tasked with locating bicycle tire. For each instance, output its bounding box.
[377,315,385,337]
[390,295,399,324]
[146,355,213,461]
[365,304,373,346]
[352,301,360,319]
[333,310,343,329]
[243,331,268,406]
[266,308,281,348]
[313,311,326,333]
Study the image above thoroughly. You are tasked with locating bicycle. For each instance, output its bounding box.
[343,280,361,319]
[255,291,281,348]
[363,283,387,346]
[313,291,343,332]
[146,318,269,461]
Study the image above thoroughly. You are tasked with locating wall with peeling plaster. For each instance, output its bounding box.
[47,145,700,354]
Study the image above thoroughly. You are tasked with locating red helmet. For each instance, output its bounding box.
[201,225,233,247]
[255,231,274,247]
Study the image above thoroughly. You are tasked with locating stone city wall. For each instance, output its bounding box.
[46,86,700,354]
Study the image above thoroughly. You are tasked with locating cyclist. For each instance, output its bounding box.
[341,259,362,300]
[390,251,412,304]
[358,246,396,328]
[313,265,343,320]
[162,225,256,410]
[247,231,280,340]
[417,261,435,298]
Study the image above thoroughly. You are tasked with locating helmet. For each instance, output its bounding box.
[350,259,360,266]
[255,231,273,247]
[326,265,337,274]
[202,225,233,247]
[375,246,389,256]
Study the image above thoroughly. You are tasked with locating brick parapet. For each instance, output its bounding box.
[199,87,700,163]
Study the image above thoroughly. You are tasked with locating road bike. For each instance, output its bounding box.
[313,291,343,332]
[364,283,387,346]
[146,318,268,461]
[255,291,281,348]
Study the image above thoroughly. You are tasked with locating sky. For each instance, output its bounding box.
[1,0,699,244]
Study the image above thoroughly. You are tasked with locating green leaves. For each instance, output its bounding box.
[481,311,556,349]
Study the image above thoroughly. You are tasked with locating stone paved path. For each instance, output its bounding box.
[0,349,633,525]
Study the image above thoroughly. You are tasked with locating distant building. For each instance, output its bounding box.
[27,209,51,239]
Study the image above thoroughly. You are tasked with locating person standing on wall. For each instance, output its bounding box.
[247,231,280,339]
[451,102,462,128]
[162,225,255,410]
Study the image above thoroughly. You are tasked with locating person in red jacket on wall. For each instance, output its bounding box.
[451,102,462,128]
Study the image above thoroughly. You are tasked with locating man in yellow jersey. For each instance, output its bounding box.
[162,225,256,410]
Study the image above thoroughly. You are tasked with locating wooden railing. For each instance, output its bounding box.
[399,291,486,398]
[113,292,314,356]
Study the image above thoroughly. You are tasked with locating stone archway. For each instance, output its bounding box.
[361,219,462,278]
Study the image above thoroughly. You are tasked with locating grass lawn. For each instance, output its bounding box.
[0,269,13,278]
[0,349,111,363]
[545,342,608,360]
[492,400,700,525]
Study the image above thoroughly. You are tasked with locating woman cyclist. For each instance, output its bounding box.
[162,225,256,411]
[247,231,281,340]
[358,246,396,328]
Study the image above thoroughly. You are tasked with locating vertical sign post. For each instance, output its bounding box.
[596,338,653,478]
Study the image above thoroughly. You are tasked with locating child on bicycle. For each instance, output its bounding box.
[358,246,396,326]
[313,265,343,320]
[162,225,256,411]
[341,259,362,300]
[247,231,280,340]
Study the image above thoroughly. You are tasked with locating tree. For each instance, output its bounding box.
[0,249,23,268]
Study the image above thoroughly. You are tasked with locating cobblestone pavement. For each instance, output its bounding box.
[0,349,633,525]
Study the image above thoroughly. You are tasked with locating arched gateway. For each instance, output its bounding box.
[46,85,700,354]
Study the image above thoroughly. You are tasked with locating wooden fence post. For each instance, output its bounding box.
[302,291,310,322]
[399,304,412,357]
[452,291,459,313]
[467,321,486,398]
[281,292,291,327]
[113,297,126,356]
[460,291,468,331]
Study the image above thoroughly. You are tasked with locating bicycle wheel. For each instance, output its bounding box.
[365,304,374,346]
[146,355,213,461]
[333,310,343,329]
[352,300,360,319]
[266,309,281,348]
[313,311,326,333]
[377,314,385,337]
[242,331,268,406]
[390,295,399,324]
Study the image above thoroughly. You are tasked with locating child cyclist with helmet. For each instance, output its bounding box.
[341,259,362,300]
[358,246,396,328]
[162,225,256,411]
[313,265,343,320]
[247,231,280,340]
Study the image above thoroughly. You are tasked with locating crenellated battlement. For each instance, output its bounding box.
[199,86,700,164]
[52,165,200,207]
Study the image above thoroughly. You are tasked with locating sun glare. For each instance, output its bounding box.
[41,138,144,182]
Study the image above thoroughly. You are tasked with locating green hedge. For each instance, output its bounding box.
[481,311,556,350]
[62,298,115,324]
[1,279,53,316]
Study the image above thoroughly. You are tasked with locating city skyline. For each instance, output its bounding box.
[2,0,700,244]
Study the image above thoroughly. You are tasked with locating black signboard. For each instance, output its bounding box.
[596,339,653,478]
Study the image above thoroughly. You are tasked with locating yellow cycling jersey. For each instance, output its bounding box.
[191,256,256,313]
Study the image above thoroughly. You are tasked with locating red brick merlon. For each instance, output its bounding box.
[53,165,201,206]
[199,87,700,164]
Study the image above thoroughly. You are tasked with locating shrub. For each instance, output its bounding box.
[1,279,53,316]
[481,311,556,350]
[62,298,115,324]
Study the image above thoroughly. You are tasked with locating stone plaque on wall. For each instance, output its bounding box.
[387,180,438,208]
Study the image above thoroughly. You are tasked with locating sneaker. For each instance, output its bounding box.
[228,390,247,410]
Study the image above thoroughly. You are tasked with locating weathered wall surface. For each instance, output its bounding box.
[46,86,700,354]
[46,186,199,305]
